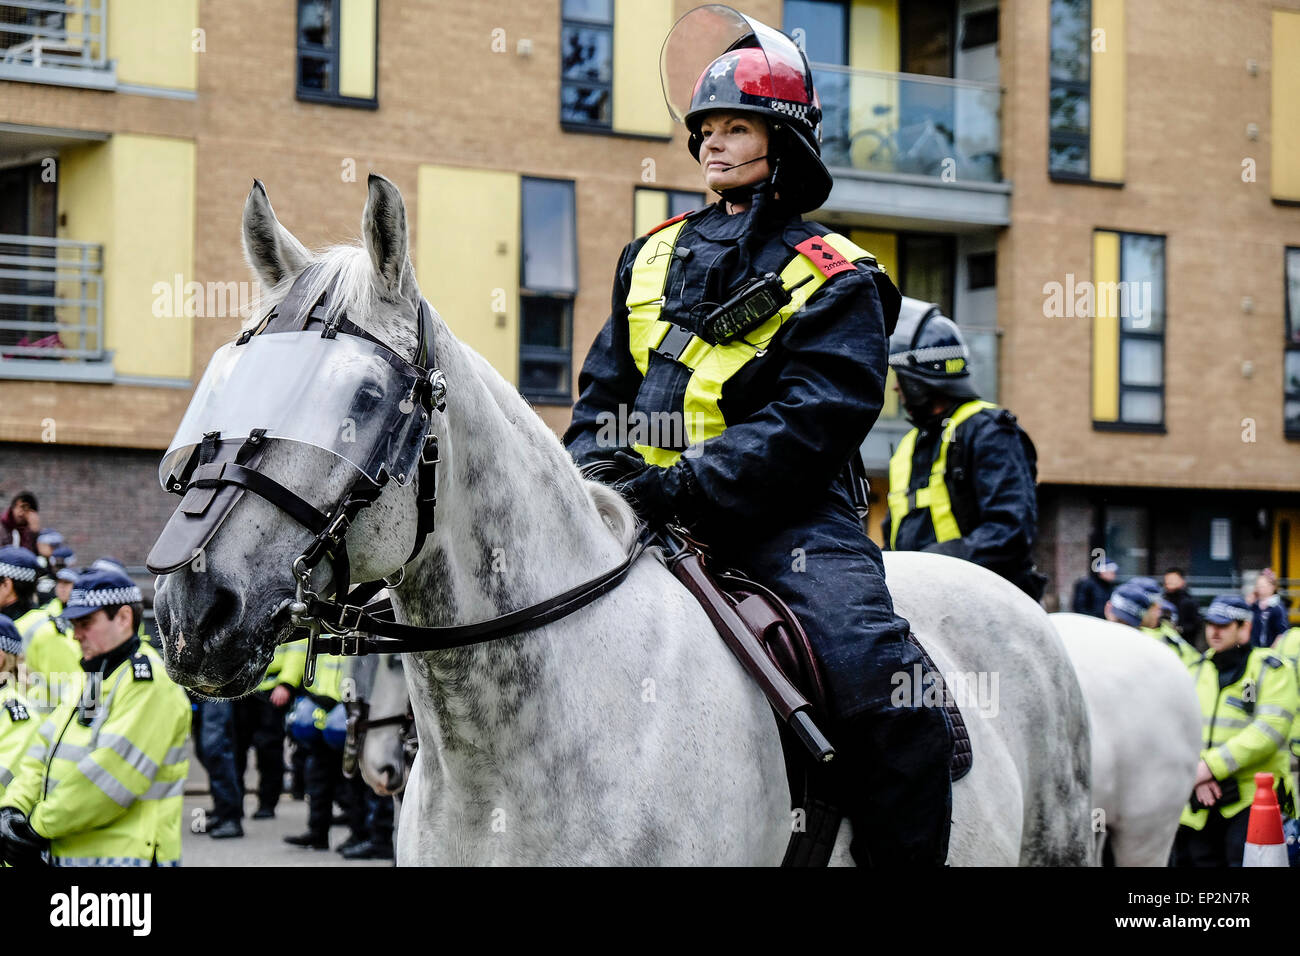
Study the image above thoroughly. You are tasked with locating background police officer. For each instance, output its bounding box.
[883,299,1045,599]
[0,615,36,802]
[0,569,191,867]
[1173,595,1298,867]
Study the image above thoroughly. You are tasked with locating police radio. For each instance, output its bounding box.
[704,272,813,345]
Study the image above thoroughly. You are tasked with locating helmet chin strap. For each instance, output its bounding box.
[713,154,776,205]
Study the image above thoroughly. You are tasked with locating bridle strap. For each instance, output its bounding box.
[189,461,331,534]
[305,536,650,655]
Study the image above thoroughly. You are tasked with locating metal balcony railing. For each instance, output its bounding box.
[0,233,105,362]
[0,0,108,73]
[809,64,1003,184]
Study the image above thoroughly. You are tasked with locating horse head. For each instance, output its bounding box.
[151,176,434,697]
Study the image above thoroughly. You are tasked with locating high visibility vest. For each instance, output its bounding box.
[0,681,37,800]
[625,220,880,468]
[274,639,344,706]
[255,642,292,693]
[21,612,81,713]
[1143,622,1203,668]
[0,641,191,865]
[886,400,997,549]
[1275,627,1300,756]
[1180,646,1297,830]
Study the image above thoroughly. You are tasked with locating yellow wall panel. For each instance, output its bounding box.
[417,165,520,383]
[1272,11,1300,201]
[633,188,669,237]
[109,0,198,90]
[57,135,195,379]
[1090,0,1125,182]
[1092,230,1120,421]
[612,0,673,136]
[849,0,899,171]
[339,0,377,100]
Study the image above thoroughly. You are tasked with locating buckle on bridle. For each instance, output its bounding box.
[325,603,364,635]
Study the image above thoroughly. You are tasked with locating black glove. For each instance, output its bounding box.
[0,807,49,867]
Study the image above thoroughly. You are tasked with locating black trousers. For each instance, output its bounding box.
[233,691,286,811]
[305,736,367,838]
[1172,811,1251,867]
[714,493,954,866]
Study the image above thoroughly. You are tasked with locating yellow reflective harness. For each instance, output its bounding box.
[625,219,879,468]
[887,399,997,549]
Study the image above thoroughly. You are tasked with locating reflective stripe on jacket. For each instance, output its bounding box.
[1180,646,1297,830]
[0,641,191,865]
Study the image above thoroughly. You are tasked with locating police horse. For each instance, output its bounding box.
[150,176,1093,865]
[1051,612,1201,866]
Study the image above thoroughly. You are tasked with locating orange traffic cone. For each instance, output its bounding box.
[1242,772,1288,867]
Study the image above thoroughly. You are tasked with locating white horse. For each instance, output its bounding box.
[153,175,1094,865]
[1050,612,1202,866]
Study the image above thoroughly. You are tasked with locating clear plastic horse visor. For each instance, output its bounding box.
[159,331,430,489]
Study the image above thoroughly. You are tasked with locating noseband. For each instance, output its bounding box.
[152,263,647,682]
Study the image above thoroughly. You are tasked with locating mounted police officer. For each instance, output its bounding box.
[883,300,1045,599]
[565,6,953,866]
[1173,595,1298,867]
[0,569,191,867]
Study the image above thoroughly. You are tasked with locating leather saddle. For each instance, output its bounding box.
[672,545,973,866]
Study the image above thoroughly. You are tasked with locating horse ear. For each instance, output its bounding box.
[362,174,413,298]
[241,180,311,289]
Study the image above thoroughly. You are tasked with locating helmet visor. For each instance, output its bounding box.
[159,331,429,489]
[660,4,813,122]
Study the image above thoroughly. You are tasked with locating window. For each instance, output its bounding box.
[782,0,849,166]
[296,0,378,108]
[520,178,577,403]
[560,0,613,129]
[1103,504,1150,578]
[633,187,705,237]
[1286,248,1300,438]
[1049,0,1090,178]
[1092,230,1165,430]
[0,162,58,353]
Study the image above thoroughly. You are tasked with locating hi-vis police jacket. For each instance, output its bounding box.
[0,680,37,800]
[1180,645,1298,830]
[883,400,1038,586]
[1,638,191,866]
[564,199,899,541]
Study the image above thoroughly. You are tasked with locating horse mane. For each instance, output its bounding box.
[243,243,418,358]
[458,346,638,553]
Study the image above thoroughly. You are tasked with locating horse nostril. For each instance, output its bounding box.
[197,583,242,640]
[381,765,399,791]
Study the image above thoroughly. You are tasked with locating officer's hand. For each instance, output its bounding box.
[1193,781,1221,808]
[271,685,291,708]
[1193,760,1214,786]
[0,807,49,867]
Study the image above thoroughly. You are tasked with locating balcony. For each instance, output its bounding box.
[0,0,115,90]
[0,233,110,382]
[810,64,1010,232]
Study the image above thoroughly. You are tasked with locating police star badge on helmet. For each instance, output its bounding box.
[660,4,833,213]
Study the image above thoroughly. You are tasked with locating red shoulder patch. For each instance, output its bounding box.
[795,236,856,279]
[642,210,692,237]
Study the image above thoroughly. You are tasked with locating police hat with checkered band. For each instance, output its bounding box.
[888,297,978,401]
[661,5,832,212]
[0,546,39,584]
[1204,595,1253,627]
[0,614,20,656]
[62,568,143,621]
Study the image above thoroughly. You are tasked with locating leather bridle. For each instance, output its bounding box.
[154,264,648,682]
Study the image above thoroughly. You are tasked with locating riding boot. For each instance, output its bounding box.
[830,699,954,867]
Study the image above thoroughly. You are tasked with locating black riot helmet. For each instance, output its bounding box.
[888,297,979,421]
[660,4,833,213]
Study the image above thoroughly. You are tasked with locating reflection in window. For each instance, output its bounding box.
[1049,0,1091,178]
[520,178,577,403]
[561,0,613,129]
[1115,232,1165,427]
[295,0,374,106]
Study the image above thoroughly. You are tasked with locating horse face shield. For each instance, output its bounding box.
[147,331,433,576]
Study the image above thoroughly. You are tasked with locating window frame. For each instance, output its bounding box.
[1285,246,1300,439]
[632,186,707,234]
[1093,228,1168,433]
[295,0,379,111]
[1048,0,1093,183]
[518,176,578,405]
[558,0,614,133]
